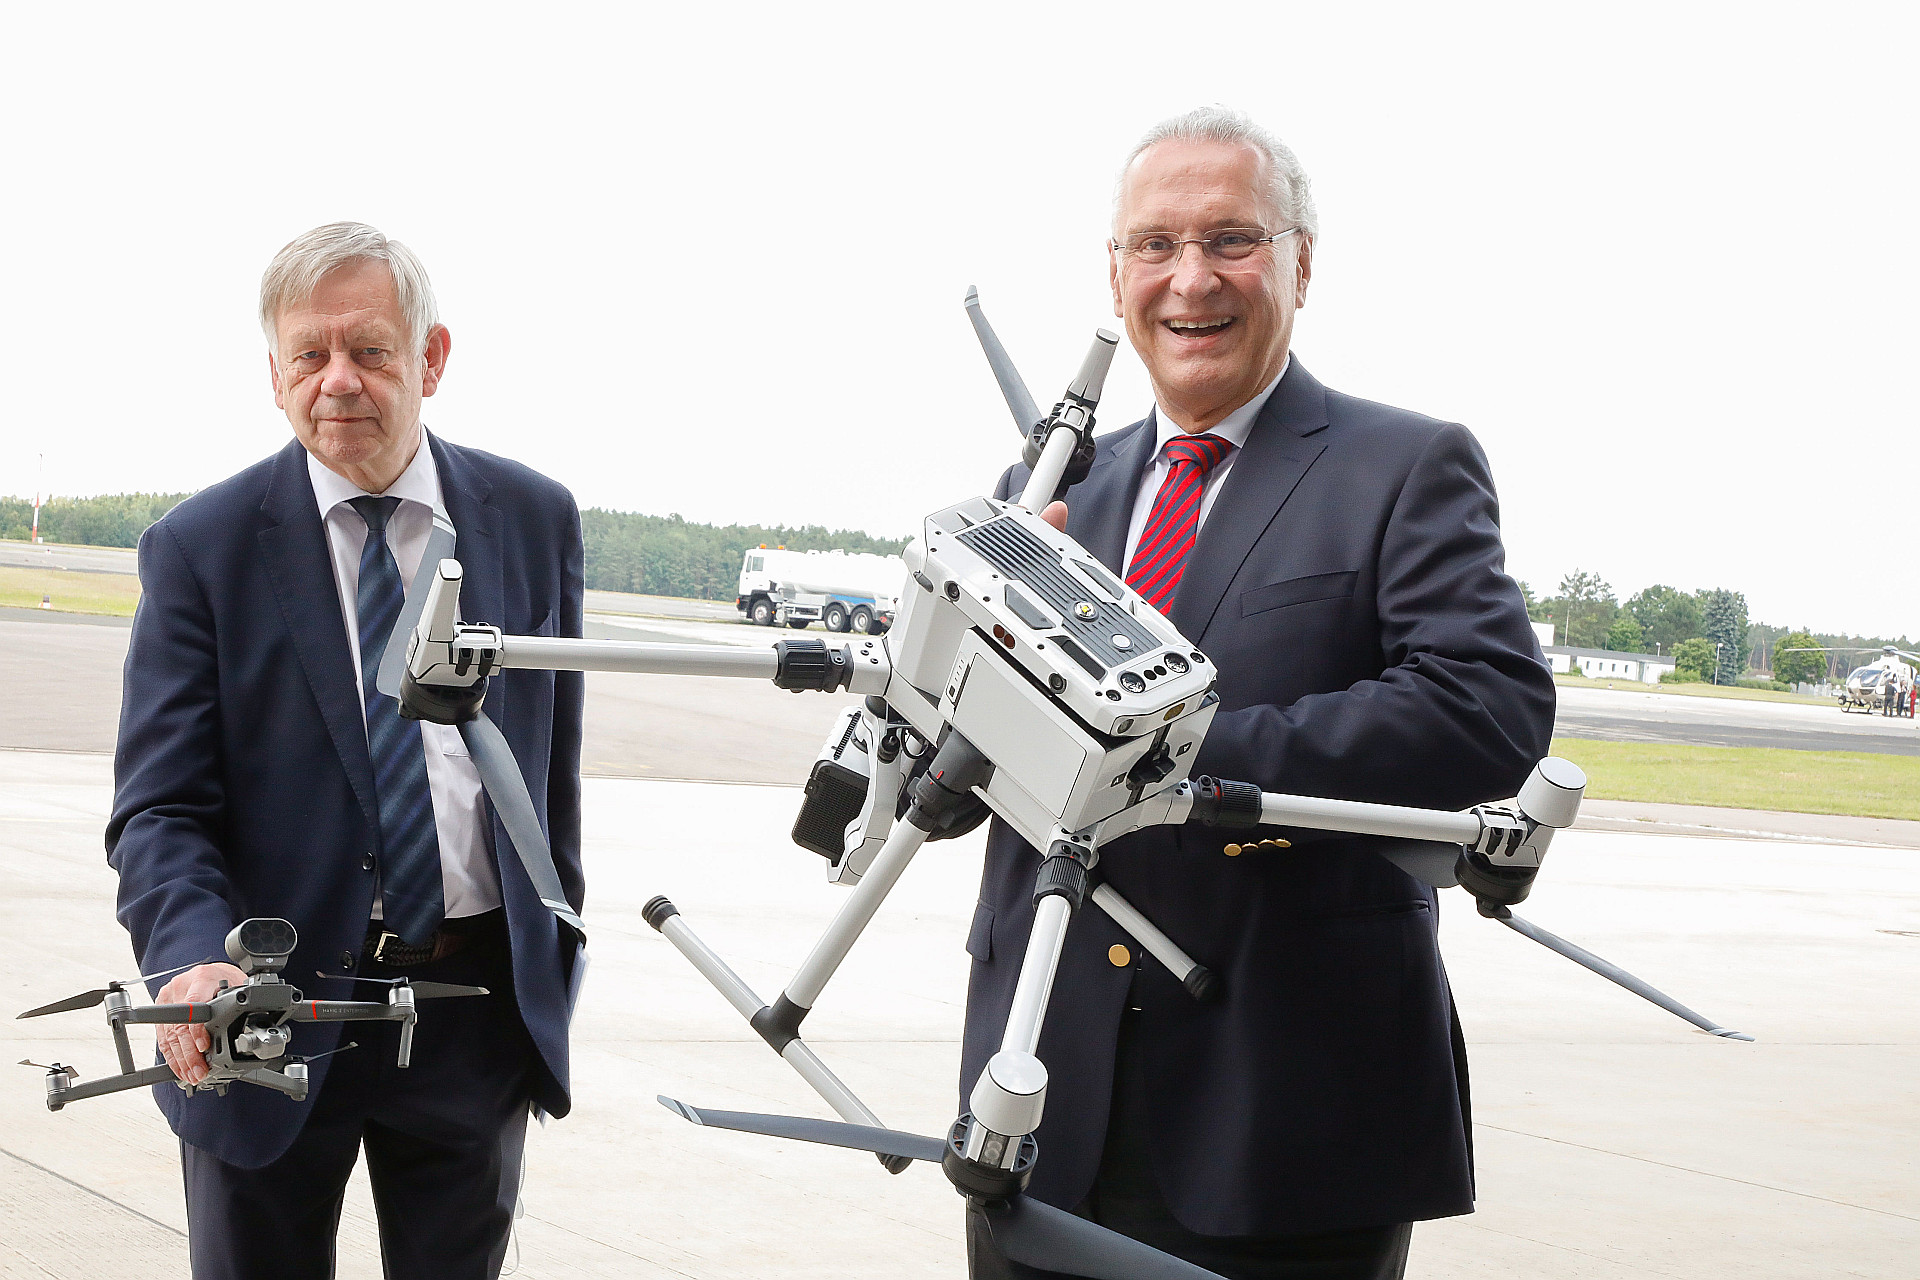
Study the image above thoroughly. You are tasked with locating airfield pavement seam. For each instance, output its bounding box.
[0,1143,185,1237]
[1472,1123,1920,1223]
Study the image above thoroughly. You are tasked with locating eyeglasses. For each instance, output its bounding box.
[1111,226,1301,267]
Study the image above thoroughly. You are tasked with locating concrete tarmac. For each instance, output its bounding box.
[1555,685,1920,756]
[2,750,1915,1278]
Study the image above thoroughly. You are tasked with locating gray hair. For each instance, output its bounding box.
[258,222,441,355]
[1114,106,1318,242]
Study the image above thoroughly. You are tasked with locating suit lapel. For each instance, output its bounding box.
[1069,415,1157,575]
[1170,359,1332,641]
[257,439,379,833]
[431,436,505,725]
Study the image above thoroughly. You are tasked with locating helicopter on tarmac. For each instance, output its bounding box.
[1776,644,1918,714]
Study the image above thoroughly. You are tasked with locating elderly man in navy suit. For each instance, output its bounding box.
[108,223,584,1279]
[963,110,1555,1279]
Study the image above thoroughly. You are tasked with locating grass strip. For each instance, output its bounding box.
[0,566,141,617]
[1551,737,1920,821]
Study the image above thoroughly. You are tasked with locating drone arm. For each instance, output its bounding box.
[284,999,396,1022]
[120,1002,221,1024]
[48,1063,179,1109]
[496,637,778,678]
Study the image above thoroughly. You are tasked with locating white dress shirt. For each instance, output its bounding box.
[1122,357,1289,575]
[307,432,501,921]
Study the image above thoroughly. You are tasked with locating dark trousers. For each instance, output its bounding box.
[967,1012,1412,1280]
[182,912,535,1280]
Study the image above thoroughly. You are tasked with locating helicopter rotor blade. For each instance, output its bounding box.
[964,287,1043,436]
[657,1096,946,1164]
[1491,909,1754,1040]
[980,1196,1229,1280]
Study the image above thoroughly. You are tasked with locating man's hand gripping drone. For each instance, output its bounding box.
[17,918,487,1110]
[389,292,1750,1280]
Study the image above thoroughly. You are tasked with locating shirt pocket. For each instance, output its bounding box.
[965,901,995,963]
[1239,570,1358,618]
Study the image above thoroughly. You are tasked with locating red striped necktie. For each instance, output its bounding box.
[1126,432,1235,612]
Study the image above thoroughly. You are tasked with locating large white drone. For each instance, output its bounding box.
[385,293,1750,1280]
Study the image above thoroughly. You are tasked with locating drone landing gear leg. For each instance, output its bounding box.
[645,733,992,1171]
[1088,883,1221,1003]
[1481,903,1755,1040]
[643,845,923,1172]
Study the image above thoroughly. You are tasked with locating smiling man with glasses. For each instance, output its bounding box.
[963,108,1555,1280]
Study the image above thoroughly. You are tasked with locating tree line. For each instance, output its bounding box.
[8,495,1902,677]
[0,493,908,603]
[1522,571,1913,687]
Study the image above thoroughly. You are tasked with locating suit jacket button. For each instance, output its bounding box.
[340,951,356,971]
[362,853,376,871]
[1108,944,1131,967]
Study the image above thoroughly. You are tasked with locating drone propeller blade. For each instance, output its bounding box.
[1492,909,1754,1040]
[657,1096,946,1164]
[296,1041,359,1065]
[376,513,458,699]
[981,1196,1228,1280]
[315,971,403,986]
[965,287,1043,436]
[408,982,490,1000]
[18,1059,77,1076]
[17,989,113,1019]
[460,713,586,937]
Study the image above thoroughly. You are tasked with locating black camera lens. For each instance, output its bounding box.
[1119,671,1146,694]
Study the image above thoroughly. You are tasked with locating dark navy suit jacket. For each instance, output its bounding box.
[962,358,1554,1236]
[106,434,585,1170]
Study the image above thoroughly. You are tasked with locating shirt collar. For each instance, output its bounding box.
[1150,353,1290,458]
[307,428,445,519]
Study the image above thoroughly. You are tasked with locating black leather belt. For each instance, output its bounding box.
[363,909,505,968]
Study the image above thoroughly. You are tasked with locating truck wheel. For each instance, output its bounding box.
[851,607,873,634]
[825,604,850,633]
[787,619,810,629]
[750,598,774,626]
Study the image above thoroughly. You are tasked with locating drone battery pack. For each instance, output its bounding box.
[792,707,872,861]
[793,758,868,860]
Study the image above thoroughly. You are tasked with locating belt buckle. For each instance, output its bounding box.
[374,930,404,964]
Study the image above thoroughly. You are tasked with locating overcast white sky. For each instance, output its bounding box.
[3,3,1913,637]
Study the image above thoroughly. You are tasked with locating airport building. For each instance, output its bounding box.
[1542,645,1678,684]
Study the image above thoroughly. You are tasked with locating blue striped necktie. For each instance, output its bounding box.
[349,495,445,946]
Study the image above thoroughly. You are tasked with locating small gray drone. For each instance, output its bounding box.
[17,917,485,1110]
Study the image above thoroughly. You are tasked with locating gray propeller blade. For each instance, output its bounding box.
[1493,909,1754,1040]
[376,512,458,699]
[460,713,585,937]
[408,982,490,1000]
[1375,841,1461,889]
[19,1060,78,1075]
[18,990,117,1019]
[981,1196,1229,1280]
[657,1096,946,1164]
[965,287,1043,435]
[16,956,211,1018]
